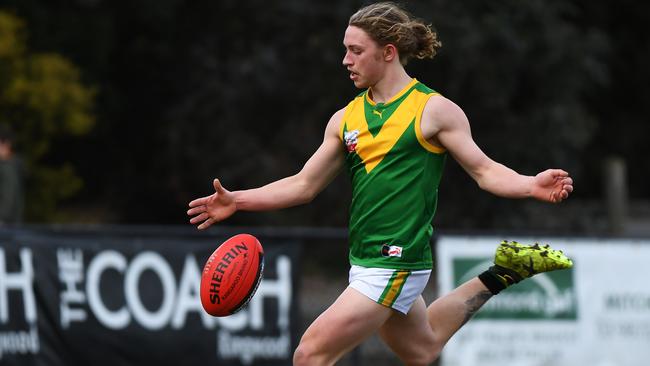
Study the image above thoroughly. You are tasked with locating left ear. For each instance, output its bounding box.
[383,44,398,62]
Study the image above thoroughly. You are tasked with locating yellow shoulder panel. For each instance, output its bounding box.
[346,89,430,173]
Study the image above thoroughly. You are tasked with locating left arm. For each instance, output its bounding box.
[421,96,573,203]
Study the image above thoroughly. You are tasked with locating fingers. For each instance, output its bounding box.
[187,209,215,229]
[197,217,214,230]
[563,182,574,193]
[550,183,573,203]
[187,205,206,216]
[560,176,573,199]
[545,170,573,203]
[549,190,559,203]
[189,212,208,225]
[188,178,229,230]
[188,210,219,230]
[187,199,210,227]
[189,196,209,208]
[550,169,569,178]
[550,191,566,203]
[190,178,225,208]
[213,179,225,193]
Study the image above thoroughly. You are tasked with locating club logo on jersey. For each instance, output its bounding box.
[381,244,403,258]
[344,129,360,153]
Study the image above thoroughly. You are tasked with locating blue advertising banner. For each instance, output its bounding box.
[0,227,301,366]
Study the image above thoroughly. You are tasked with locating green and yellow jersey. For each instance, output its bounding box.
[339,78,446,270]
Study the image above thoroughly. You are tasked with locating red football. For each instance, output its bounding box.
[200,233,264,317]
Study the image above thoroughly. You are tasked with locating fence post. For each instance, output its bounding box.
[604,156,628,234]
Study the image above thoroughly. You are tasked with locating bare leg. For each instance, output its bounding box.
[293,286,394,366]
[378,296,438,366]
[379,278,491,365]
[425,278,491,343]
[380,240,573,364]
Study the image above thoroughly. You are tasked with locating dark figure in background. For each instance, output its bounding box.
[0,125,24,225]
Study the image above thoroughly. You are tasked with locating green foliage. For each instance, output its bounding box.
[0,12,24,58]
[0,11,95,221]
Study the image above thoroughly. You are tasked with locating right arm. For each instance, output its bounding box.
[421,96,572,202]
[187,108,346,229]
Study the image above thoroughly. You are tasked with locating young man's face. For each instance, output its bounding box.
[342,25,386,89]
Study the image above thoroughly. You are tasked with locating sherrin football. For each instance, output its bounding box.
[200,233,264,317]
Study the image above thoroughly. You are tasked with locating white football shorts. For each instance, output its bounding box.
[348,265,431,314]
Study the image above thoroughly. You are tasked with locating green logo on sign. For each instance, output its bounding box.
[453,257,578,320]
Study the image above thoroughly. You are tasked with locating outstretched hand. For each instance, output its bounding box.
[187,179,237,230]
[532,169,574,203]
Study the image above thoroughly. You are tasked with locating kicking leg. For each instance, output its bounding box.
[379,281,491,366]
[380,240,573,365]
[293,286,393,366]
[425,278,492,347]
[427,241,573,352]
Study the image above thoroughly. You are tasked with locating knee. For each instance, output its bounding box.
[293,344,310,366]
[293,342,324,366]
[403,353,438,366]
[402,344,443,366]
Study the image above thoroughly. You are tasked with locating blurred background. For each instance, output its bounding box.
[0,0,649,365]
[0,0,647,233]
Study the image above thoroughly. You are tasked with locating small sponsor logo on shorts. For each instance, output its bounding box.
[381,244,402,258]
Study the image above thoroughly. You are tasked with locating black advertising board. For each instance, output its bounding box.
[0,227,301,366]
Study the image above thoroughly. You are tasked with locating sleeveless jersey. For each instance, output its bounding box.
[339,79,446,270]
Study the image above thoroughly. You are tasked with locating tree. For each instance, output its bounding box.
[0,11,95,221]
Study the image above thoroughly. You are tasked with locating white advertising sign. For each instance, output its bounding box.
[437,236,650,366]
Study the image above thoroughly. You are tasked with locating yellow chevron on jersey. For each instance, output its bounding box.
[340,78,443,173]
[339,79,448,270]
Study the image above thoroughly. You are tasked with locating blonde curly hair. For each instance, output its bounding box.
[349,2,442,65]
